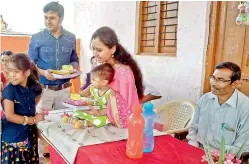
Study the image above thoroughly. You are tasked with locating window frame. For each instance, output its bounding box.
[135,1,179,57]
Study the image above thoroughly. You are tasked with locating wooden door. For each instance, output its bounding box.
[204,1,249,96]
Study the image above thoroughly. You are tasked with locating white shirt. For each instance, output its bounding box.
[144,82,161,96]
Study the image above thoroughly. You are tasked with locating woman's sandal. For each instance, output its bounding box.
[43,153,50,158]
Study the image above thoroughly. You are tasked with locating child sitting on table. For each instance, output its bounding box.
[73,63,114,127]
[74,63,131,128]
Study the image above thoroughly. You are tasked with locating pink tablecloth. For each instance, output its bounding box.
[49,135,204,164]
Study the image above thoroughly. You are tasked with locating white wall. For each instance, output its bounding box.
[0,0,75,34]
[75,1,210,107]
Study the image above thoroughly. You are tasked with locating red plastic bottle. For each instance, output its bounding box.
[126,104,145,159]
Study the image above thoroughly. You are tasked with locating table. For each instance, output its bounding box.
[49,135,204,164]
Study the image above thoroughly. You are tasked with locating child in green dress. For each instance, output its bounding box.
[73,63,114,127]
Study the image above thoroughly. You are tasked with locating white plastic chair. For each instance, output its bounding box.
[154,100,196,134]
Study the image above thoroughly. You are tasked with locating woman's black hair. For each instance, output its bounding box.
[91,26,144,99]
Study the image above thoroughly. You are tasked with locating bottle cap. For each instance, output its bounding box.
[143,102,154,111]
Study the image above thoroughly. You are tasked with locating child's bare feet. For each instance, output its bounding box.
[74,120,94,129]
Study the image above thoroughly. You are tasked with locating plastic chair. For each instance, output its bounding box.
[154,100,196,134]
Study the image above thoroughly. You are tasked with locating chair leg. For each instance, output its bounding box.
[174,130,189,140]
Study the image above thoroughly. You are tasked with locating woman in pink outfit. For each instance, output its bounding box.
[90,26,144,127]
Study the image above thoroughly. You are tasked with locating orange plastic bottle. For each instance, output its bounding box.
[126,104,145,159]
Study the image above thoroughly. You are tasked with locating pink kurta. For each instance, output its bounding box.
[107,65,139,128]
[109,65,139,107]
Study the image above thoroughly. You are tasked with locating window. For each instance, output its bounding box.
[136,1,179,56]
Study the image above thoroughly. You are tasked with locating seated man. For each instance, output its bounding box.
[187,62,249,154]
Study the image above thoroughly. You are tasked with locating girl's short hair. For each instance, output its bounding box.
[90,63,114,84]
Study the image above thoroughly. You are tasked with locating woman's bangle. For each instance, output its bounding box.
[22,116,28,126]
[31,117,36,124]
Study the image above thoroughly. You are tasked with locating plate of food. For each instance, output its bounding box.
[62,94,98,110]
[52,65,81,79]
[65,94,95,106]
[52,70,71,75]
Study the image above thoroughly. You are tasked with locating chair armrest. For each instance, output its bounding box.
[174,130,189,140]
[240,152,249,164]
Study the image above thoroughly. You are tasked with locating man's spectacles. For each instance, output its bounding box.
[209,75,232,83]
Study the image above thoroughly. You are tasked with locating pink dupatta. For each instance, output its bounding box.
[107,65,139,128]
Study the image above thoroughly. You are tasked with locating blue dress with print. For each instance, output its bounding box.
[1,83,39,164]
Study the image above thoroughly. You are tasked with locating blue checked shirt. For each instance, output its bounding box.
[28,27,79,86]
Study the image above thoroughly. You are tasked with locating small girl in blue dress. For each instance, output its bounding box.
[1,53,45,164]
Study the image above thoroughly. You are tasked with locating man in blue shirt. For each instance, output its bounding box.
[187,62,249,154]
[28,2,79,110]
